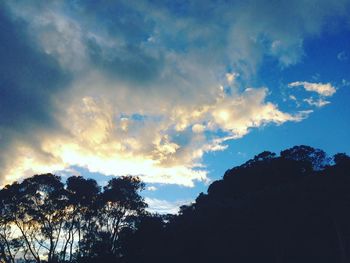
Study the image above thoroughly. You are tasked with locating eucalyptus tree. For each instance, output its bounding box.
[280,145,330,170]
[0,183,21,263]
[63,176,100,261]
[98,176,147,257]
[19,174,68,262]
[0,174,68,262]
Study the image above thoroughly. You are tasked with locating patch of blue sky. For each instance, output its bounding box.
[131,113,147,121]
[118,113,164,122]
[63,165,115,186]
[202,23,350,188]
[57,165,208,206]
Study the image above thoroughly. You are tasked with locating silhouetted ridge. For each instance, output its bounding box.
[159,145,350,263]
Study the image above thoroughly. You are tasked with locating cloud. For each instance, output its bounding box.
[303,98,330,108]
[2,84,306,187]
[337,51,348,61]
[146,186,158,191]
[0,0,349,186]
[342,79,350,87]
[288,81,336,97]
[0,4,71,184]
[145,197,192,214]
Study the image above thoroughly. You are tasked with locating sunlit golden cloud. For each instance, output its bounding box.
[1,84,307,187]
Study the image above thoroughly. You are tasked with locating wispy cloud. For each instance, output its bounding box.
[288,81,336,97]
[337,51,348,61]
[303,98,330,108]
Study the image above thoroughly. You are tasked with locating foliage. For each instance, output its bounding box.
[0,175,146,262]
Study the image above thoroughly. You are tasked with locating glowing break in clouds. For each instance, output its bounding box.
[0,0,348,186]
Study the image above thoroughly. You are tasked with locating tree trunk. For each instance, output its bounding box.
[15,222,41,263]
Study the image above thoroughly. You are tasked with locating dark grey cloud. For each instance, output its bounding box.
[0,4,70,172]
[86,37,164,85]
[0,6,70,128]
[71,0,155,42]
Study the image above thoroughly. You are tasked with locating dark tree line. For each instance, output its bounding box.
[1,145,350,262]
[0,175,147,262]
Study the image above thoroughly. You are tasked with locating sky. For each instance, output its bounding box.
[1,0,350,213]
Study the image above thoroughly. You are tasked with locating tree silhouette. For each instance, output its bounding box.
[63,176,100,261]
[280,145,329,170]
[98,176,146,257]
[0,174,146,262]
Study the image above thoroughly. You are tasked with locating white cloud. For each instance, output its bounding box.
[289,95,297,101]
[303,98,330,108]
[146,186,158,191]
[225,72,239,84]
[145,197,192,214]
[288,81,336,97]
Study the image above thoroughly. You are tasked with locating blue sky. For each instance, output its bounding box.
[0,0,349,213]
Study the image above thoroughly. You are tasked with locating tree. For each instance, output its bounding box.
[63,176,100,261]
[0,183,21,263]
[333,153,350,166]
[0,174,68,262]
[17,174,68,262]
[97,176,147,257]
[280,145,329,170]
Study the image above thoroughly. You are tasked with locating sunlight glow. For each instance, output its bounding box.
[2,86,307,187]
[218,110,230,121]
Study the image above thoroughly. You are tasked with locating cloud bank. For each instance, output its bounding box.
[0,0,349,186]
